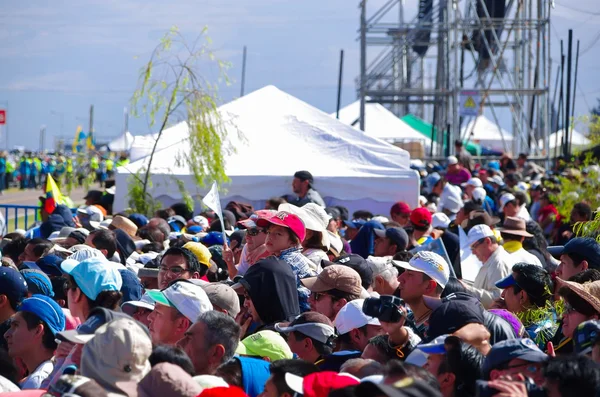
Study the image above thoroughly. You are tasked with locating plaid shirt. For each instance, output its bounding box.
[279,246,317,312]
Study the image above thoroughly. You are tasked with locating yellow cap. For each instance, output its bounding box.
[183,242,211,267]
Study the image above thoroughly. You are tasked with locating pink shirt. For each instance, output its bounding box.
[446,168,471,185]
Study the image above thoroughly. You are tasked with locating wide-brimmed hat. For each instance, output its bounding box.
[556,278,600,314]
[496,216,533,237]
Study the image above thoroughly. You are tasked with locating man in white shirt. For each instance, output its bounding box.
[462,224,515,309]
[497,216,542,268]
[499,193,531,221]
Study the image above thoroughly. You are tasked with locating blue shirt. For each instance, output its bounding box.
[278,246,317,312]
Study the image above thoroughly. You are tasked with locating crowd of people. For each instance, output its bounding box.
[0,151,130,193]
[1,153,600,397]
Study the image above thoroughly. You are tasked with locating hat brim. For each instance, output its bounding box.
[60,259,80,274]
[231,278,250,293]
[417,342,447,354]
[391,260,422,274]
[515,350,549,363]
[373,229,387,239]
[235,342,251,356]
[121,300,155,315]
[284,373,304,395]
[299,276,331,293]
[57,329,96,344]
[547,245,565,258]
[496,228,533,237]
[495,274,517,289]
[145,290,172,307]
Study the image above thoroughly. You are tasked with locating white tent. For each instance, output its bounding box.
[333,100,436,151]
[461,115,514,152]
[128,122,190,162]
[115,86,419,215]
[107,131,135,152]
[541,128,591,151]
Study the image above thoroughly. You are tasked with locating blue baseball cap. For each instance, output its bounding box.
[200,231,229,246]
[128,213,149,228]
[495,273,517,289]
[416,334,450,354]
[119,268,142,303]
[36,254,64,277]
[482,338,547,377]
[0,268,28,308]
[17,294,66,335]
[21,269,54,298]
[61,257,123,300]
[187,225,203,234]
[547,238,600,267]
[343,219,367,229]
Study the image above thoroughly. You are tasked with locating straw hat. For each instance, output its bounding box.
[556,278,600,314]
[110,215,138,238]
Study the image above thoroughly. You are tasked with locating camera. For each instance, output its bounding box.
[475,379,546,397]
[362,295,405,323]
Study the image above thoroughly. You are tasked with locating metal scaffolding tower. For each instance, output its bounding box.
[358,0,552,157]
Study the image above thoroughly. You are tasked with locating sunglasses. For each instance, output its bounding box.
[246,228,267,237]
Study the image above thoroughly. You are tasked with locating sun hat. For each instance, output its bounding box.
[393,251,450,288]
[556,278,600,314]
[110,215,138,238]
[496,216,533,237]
[432,213,451,229]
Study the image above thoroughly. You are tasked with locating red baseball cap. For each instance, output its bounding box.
[256,211,307,242]
[285,371,360,397]
[410,207,433,228]
[390,201,411,215]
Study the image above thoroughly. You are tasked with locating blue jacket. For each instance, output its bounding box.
[40,205,75,239]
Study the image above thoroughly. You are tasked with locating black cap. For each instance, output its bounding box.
[294,170,314,184]
[68,230,87,245]
[83,190,103,203]
[333,254,373,290]
[427,292,485,340]
[374,227,409,251]
[547,237,600,267]
[463,201,483,215]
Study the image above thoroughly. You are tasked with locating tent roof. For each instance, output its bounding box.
[107,131,134,152]
[542,128,591,150]
[334,101,430,142]
[461,115,513,141]
[123,85,412,178]
[400,114,481,154]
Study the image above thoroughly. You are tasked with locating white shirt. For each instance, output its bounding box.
[464,246,515,309]
[20,359,54,389]
[509,248,543,268]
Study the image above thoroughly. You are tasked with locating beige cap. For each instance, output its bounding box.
[300,265,362,297]
[80,318,152,396]
[201,283,241,319]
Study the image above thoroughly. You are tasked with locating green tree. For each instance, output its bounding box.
[126,26,233,216]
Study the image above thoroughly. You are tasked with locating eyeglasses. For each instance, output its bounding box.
[311,292,336,302]
[159,266,190,275]
[246,228,267,237]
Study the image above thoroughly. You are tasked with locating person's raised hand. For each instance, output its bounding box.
[235,307,253,338]
[222,243,234,266]
[380,304,408,345]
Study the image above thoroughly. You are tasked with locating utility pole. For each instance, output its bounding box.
[359,0,367,132]
[88,105,94,153]
[240,46,247,97]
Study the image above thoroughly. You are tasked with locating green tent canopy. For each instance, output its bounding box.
[400,114,481,156]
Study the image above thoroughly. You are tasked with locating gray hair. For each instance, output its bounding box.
[196,311,241,364]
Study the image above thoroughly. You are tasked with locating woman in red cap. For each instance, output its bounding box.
[257,211,316,312]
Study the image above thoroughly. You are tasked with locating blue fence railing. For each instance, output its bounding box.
[0,205,78,233]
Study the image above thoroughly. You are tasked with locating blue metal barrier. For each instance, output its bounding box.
[0,205,78,233]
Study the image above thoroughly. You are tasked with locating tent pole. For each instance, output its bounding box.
[336,49,344,119]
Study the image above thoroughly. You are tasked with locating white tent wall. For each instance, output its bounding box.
[107,131,135,152]
[461,115,514,152]
[115,86,419,215]
[541,128,591,151]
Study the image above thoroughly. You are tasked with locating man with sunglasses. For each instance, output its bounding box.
[301,265,363,322]
[157,247,206,289]
[463,224,515,309]
[482,338,548,386]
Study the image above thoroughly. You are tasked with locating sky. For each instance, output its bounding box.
[0,0,599,150]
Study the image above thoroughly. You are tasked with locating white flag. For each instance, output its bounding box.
[202,181,227,243]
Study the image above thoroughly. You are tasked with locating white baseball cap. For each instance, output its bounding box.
[490,175,505,186]
[147,281,213,323]
[466,224,496,247]
[334,299,380,335]
[499,193,517,212]
[462,178,483,188]
[441,195,463,214]
[447,156,459,165]
[61,247,108,270]
[393,251,450,288]
[472,187,487,202]
[432,213,451,230]
[121,292,155,315]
